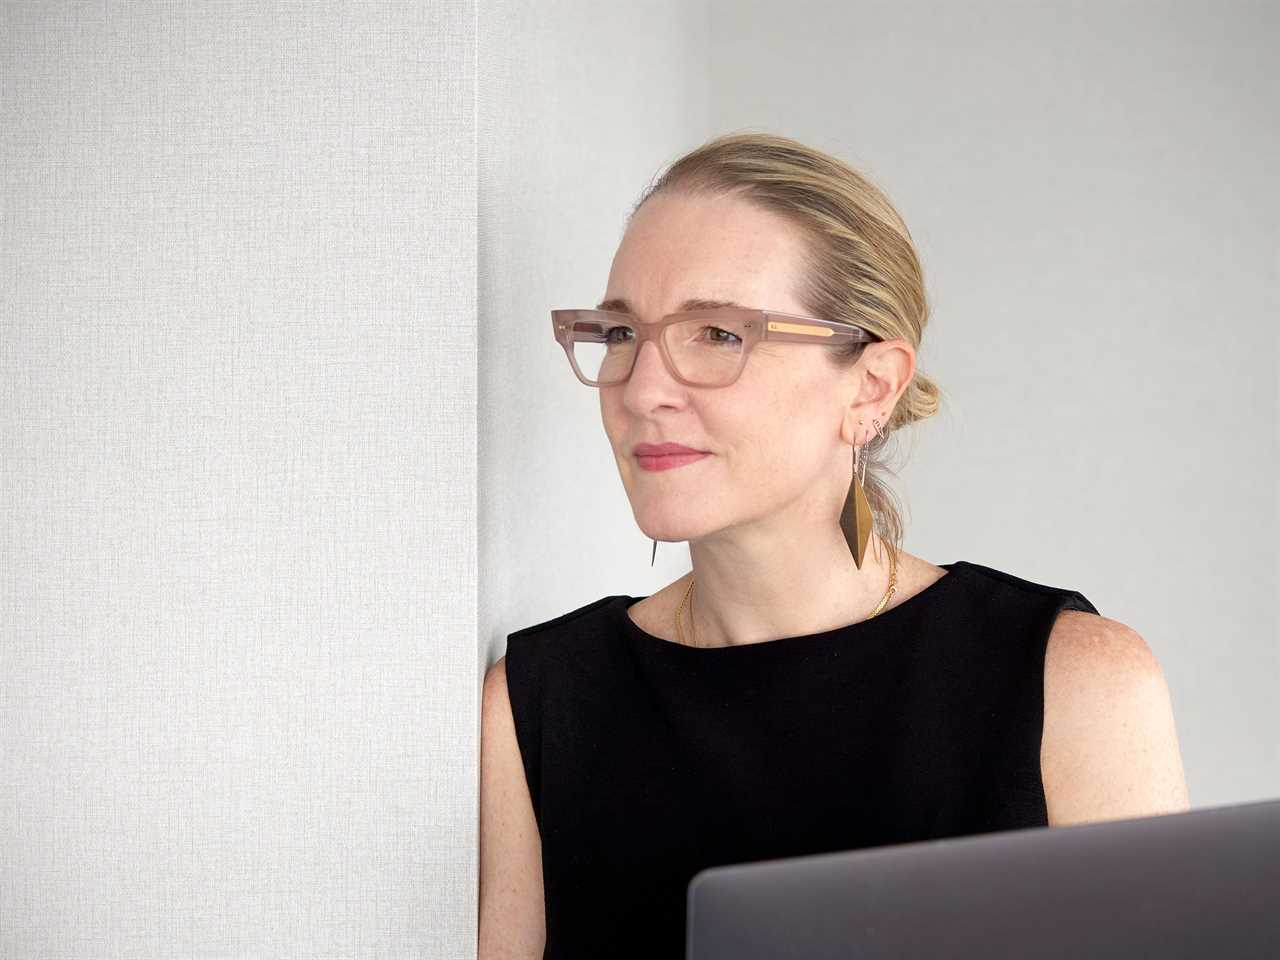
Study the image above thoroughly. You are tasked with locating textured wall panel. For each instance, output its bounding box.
[1,2,477,957]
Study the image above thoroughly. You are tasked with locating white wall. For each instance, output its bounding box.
[2,2,476,957]
[481,0,1278,829]
[479,0,713,662]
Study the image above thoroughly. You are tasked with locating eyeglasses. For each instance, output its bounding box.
[551,307,880,388]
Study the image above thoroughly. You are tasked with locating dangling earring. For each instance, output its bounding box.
[651,538,658,567]
[840,416,886,569]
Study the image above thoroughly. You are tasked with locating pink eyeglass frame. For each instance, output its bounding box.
[551,307,880,388]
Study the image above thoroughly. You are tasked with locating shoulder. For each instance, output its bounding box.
[481,657,515,746]
[1041,610,1190,826]
[506,594,620,643]
[1046,609,1158,678]
[483,654,509,697]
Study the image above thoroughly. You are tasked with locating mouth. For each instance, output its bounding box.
[635,451,710,472]
[632,442,709,457]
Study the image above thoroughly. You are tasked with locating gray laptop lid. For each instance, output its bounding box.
[687,798,1280,959]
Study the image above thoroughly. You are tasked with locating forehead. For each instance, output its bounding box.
[603,191,809,317]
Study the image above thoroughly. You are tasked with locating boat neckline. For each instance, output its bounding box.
[614,560,969,655]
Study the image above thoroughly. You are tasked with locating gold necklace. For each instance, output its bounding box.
[674,547,898,648]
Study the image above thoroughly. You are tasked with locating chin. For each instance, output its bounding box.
[637,518,697,542]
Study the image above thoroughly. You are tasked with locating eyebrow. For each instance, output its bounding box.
[594,296,748,315]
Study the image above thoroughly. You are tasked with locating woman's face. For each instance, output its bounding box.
[599,190,866,547]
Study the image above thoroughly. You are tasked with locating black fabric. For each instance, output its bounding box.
[503,559,1100,959]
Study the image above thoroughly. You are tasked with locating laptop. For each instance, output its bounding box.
[687,798,1280,959]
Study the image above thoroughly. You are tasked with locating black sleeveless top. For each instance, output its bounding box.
[503,560,1099,959]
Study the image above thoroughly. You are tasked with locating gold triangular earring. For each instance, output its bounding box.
[839,424,874,569]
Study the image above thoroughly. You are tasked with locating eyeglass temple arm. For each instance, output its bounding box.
[763,317,878,344]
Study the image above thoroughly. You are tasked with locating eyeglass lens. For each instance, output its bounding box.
[570,313,748,386]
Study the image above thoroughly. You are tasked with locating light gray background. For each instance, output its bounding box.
[1,1,1276,959]
[481,0,1278,846]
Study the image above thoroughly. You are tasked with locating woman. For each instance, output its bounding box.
[479,132,1189,959]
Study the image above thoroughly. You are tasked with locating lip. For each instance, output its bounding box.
[635,450,710,472]
[633,442,708,457]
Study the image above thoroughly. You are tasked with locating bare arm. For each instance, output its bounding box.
[1042,611,1191,827]
[479,656,546,959]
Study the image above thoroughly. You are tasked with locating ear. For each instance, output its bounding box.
[840,338,916,444]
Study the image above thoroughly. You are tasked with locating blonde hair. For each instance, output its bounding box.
[629,132,944,563]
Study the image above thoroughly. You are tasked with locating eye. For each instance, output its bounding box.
[604,325,635,344]
[703,326,742,345]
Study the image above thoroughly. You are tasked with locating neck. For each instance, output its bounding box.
[682,529,897,649]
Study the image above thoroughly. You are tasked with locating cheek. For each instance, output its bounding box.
[730,397,833,477]
[599,391,625,449]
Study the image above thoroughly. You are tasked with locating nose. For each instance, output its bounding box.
[622,338,682,406]
[631,338,667,380]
